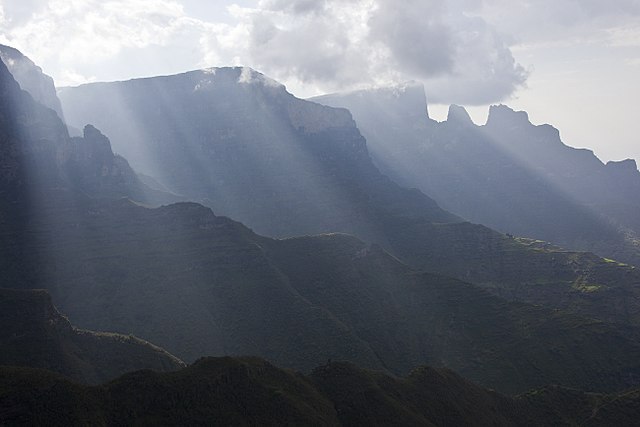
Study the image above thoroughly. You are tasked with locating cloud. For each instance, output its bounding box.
[0,0,217,85]
[233,0,528,103]
[1,0,638,103]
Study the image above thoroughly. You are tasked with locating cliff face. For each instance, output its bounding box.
[0,53,174,206]
[0,288,184,384]
[0,44,65,121]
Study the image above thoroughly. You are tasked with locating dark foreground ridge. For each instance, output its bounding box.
[1,357,639,426]
[0,288,185,384]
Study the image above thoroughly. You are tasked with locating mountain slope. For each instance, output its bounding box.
[0,288,184,384]
[2,357,639,426]
[4,195,640,394]
[313,86,640,267]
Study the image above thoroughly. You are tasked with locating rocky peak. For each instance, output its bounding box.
[446,104,474,127]
[81,124,115,158]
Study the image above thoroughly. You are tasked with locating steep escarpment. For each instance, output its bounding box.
[0,288,184,384]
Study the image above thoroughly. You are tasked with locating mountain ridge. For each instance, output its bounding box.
[2,356,640,426]
[0,288,184,384]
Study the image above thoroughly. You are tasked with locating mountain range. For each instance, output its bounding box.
[57,64,640,330]
[313,84,640,268]
[2,43,640,422]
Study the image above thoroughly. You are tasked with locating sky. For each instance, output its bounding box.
[0,0,639,164]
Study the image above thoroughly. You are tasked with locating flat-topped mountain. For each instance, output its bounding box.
[0,288,184,384]
[2,357,639,426]
[314,86,640,268]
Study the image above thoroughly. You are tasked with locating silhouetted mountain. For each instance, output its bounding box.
[0,288,184,384]
[313,86,640,268]
[1,357,639,426]
[0,44,65,120]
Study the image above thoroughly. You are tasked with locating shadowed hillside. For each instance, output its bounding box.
[0,288,184,384]
[4,195,640,394]
[2,357,639,426]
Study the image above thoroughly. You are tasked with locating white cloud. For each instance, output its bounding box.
[3,0,635,104]
[230,0,528,103]
[0,0,215,85]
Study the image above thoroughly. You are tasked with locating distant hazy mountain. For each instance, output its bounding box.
[313,85,640,267]
[0,288,184,384]
[2,357,639,426]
